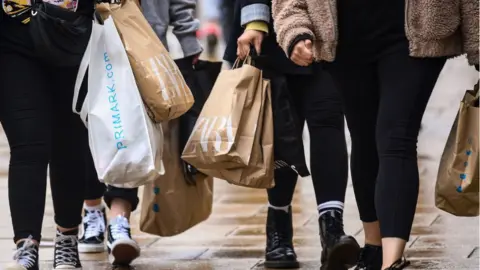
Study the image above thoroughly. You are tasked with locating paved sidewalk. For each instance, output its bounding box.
[0,58,478,269]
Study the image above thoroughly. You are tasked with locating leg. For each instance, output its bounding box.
[0,49,51,270]
[264,73,303,269]
[301,66,348,207]
[299,65,359,269]
[103,186,140,266]
[375,53,446,268]
[49,65,90,270]
[327,61,383,269]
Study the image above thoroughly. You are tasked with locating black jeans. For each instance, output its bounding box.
[267,65,349,207]
[327,47,446,240]
[0,29,87,243]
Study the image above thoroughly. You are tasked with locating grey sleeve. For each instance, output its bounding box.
[240,3,270,27]
[142,0,171,51]
[169,0,203,57]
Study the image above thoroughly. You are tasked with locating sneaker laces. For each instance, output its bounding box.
[110,216,131,240]
[13,236,37,268]
[83,209,106,239]
[55,234,79,266]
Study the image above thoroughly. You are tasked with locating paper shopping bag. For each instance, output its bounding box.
[97,0,193,122]
[175,58,223,184]
[73,16,164,188]
[182,58,263,170]
[201,79,275,189]
[435,83,479,216]
[140,119,213,236]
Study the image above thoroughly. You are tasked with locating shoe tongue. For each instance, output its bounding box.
[16,239,38,251]
[111,215,130,228]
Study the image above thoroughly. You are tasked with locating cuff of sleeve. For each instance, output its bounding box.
[287,33,314,57]
[241,4,270,26]
[177,34,203,58]
[246,21,269,34]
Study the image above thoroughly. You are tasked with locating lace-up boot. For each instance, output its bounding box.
[319,210,360,270]
[264,206,299,269]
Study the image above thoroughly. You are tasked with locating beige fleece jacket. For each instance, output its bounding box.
[272,0,479,65]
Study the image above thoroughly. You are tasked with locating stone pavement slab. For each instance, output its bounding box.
[0,57,478,270]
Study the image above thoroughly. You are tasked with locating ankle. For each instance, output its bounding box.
[57,226,79,234]
[317,201,344,217]
[84,198,103,208]
[268,203,290,213]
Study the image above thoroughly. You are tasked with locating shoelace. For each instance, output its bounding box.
[324,213,345,236]
[110,217,131,240]
[55,234,79,266]
[13,237,37,268]
[83,209,106,239]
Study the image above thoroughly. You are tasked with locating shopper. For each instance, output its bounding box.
[78,0,202,266]
[224,0,360,269]
[0,0,94,269]
[272,0,479,269]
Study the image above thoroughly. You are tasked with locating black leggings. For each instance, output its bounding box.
[0,49,87,243]
[328,48,445,240]
[267,66,349,207]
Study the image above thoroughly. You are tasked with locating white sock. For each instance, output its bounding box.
[268,203,290,213]
[318,201,344,216]
[84,203,104,212]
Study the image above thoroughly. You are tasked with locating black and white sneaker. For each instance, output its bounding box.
[107,215,140,266]
[53,230,82,270]
[78,206,106,253]
[5,236,39,270]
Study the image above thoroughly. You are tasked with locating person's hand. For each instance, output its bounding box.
[237,29,265,59]
[290,39,313,66]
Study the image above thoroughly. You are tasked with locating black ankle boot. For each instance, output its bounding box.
[264,206,299,269]
[384,257,410,269]
[355,244,382,270]
[319,210,360,270]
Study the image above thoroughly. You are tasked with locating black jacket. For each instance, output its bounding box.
[223,0,311,74]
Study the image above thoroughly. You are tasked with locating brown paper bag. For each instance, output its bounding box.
[97,0,194,122]
[435,84,479,216]
[182,59,263,170]
[201,79,274,189]
[140,119,213,236]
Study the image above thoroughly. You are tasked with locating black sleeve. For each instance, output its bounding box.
[287,33,314,57]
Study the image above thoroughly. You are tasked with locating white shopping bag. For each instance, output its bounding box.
[73,16,165,188]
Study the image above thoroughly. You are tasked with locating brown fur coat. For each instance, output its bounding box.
[272,0,479,65]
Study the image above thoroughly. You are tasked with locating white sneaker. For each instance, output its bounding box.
[78,207,106,253]
[107,215,140,266]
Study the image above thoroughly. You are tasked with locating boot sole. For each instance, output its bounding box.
[264,260,300,269]
[108,239,140,266]
[322,237,360,270]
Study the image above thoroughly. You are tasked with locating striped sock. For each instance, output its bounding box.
[268,203,290,214]
[318,201,344,217]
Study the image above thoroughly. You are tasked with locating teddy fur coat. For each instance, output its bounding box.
[272,0,479,65]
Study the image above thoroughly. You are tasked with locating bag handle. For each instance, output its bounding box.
[72,13,102,125]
